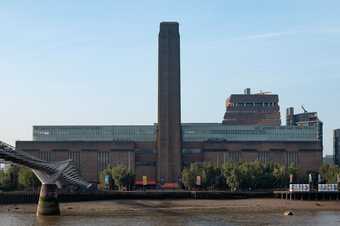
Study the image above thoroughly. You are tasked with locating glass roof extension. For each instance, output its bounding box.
[33,123,320,142]
[182,123,320,142]
[33,125,156,142]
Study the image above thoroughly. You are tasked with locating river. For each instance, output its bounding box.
[1,211,340,226]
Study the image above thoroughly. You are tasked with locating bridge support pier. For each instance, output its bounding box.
[36,184,60,216]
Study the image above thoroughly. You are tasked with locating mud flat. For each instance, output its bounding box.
[1,199,340,216]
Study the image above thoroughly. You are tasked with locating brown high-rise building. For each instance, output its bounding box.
[157,22,182,183]
[223,88,281,126]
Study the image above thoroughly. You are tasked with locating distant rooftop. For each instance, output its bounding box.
[223,88,281,126]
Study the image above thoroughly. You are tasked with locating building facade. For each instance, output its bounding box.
[323,155,334,165]
[286,107,323,144]
[16,22,323,185]
[223,88,281,126]
[334,129,340,166]
[16,124,322,184]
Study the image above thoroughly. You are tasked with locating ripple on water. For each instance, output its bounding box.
[0,211,340,226]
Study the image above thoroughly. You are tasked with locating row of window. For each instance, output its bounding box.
[182,149,298,165]
[33,126,156,141]
[36,151,81,170]
[223,151,298,165]
[97,152,112,174]
[28,150,299,174]
[31,150,130,176]
[231,102,278,107]
[182,126,318,142]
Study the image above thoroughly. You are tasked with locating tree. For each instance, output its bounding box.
[238,162,253,189]
[221,162,239,191]
[253,162,277,189]
[287,163,298,176]
[183,161,297,191]
[111,165,135,191]
[181,163,224,190]
[273,164,288,188]
[201,163,222,190]
[320,164,340,184]
[0,169,12,190]
[182,163,203,190]
[99,165,113,189]
[181,167,195,190]
[0,165,19,191]
[17,167,40,191]
[222,161,292,191]
[226,168,240,192]
[99,165,135,191]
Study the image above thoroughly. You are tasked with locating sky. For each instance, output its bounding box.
[1,0,340,155]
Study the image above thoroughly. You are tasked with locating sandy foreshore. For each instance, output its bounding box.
[1,199,340,216]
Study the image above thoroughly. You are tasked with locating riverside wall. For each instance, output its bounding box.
[0,191,274,204]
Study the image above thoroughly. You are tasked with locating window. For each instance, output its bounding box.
[68,151,80,170]
[287,151,299,166]
[97,152,111,174]
[182,149,202,154]
[224,151,240,162]
[137,149,155,154]
[257,151,270,164]
[39,151,55,162]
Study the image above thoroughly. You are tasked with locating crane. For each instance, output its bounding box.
[301,105,308,113]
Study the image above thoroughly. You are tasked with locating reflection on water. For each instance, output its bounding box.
[1,211,340,226]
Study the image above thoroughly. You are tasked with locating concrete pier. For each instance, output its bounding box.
[36,184,60,216]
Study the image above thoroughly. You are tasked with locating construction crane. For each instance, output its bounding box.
[301,105,308,113]
[256,90,272,95]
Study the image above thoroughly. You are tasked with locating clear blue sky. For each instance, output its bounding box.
[1,1,339,155]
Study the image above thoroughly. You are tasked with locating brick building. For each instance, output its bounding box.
[16,22,323,185]
[223,88,281,126]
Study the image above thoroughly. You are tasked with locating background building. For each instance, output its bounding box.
[223,88,281,126]
[323,155,334,165]
[286,107,323,144]
[16,22,323,185]
[334,129,340,166]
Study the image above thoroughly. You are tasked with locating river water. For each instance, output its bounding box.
[1,211,340,226]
